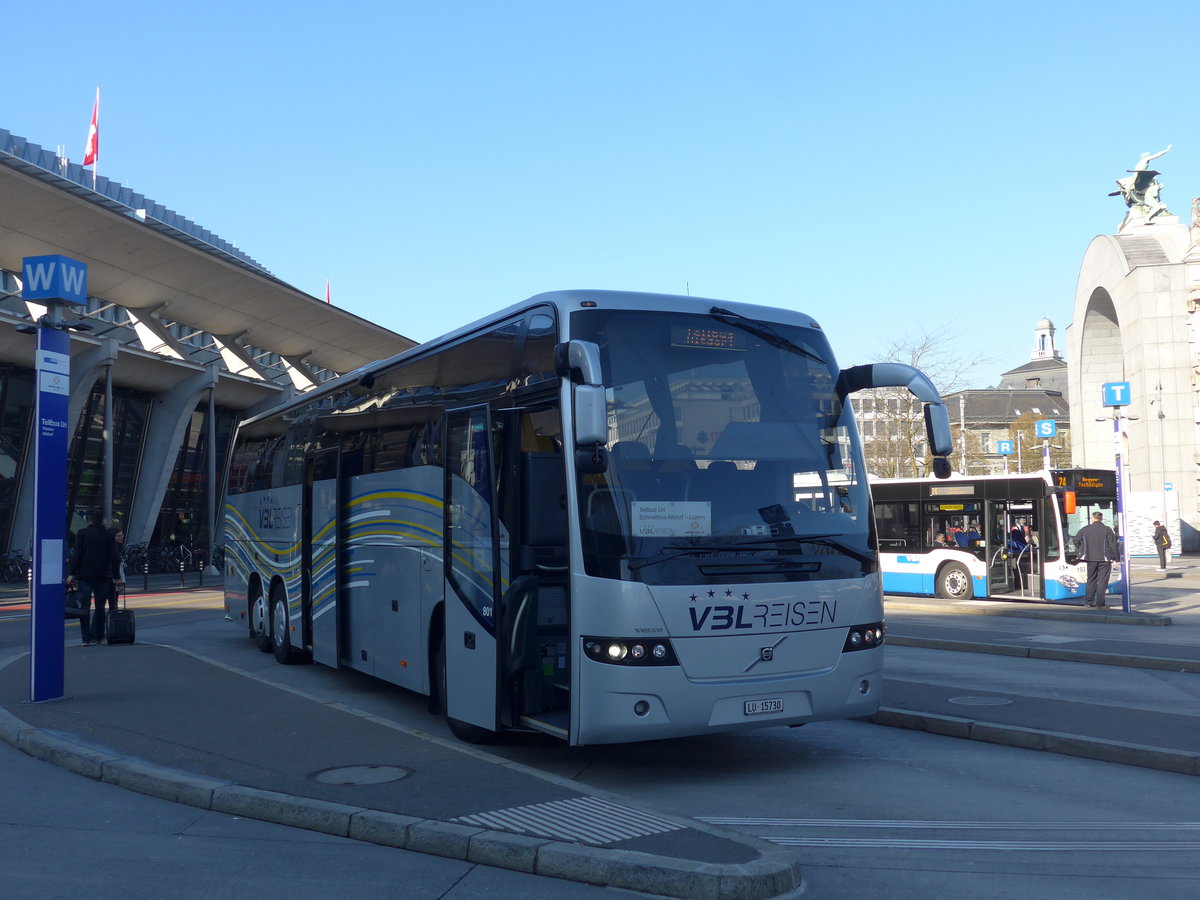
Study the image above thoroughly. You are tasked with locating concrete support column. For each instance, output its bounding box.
[10,339,118,553]
[127,364,220,546]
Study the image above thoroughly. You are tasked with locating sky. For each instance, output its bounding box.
[5,0,1199,388]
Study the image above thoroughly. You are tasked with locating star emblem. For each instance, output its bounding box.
[725,589,733,598]
[707,590,716,598]
[742,592,750,600]
[689,594,697,602]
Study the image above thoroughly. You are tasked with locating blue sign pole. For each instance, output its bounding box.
[22,253,87,702]
[30,327,71,701]
[1101,383,1132,614]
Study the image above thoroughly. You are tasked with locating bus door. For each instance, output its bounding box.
[305,448,341,666]
[986,499,1037,597]
[444,405,503,732]
[500,403,570,738]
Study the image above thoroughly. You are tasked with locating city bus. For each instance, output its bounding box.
[223,290,952,745]
[871,468,1120,602]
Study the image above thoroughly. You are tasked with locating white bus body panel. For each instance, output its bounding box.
[570,572,882,745]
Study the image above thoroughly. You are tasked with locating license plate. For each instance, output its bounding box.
[744,697,783,716]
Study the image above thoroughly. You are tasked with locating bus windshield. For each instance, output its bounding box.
[571,308,871,585]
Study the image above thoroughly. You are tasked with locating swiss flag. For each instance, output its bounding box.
[83,88,99,166]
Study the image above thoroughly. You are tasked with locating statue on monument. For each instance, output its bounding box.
[1110,145,1172,218]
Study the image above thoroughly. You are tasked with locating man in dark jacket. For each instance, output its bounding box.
[1074,512,1118,608]
[1153,520,1171,571]
[65,511,123,645]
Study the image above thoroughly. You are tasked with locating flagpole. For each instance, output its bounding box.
[93,87,99,191]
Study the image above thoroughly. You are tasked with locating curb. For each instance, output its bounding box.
[886,634,1200,674]
[884,599,1173,626]
[0,680,802,900]
[872,707,1200,776]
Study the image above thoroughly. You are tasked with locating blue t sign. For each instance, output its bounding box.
[1102,382,1131,407]
[1035,419,1057,438]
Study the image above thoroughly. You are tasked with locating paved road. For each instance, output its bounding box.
[0,561,1195,897]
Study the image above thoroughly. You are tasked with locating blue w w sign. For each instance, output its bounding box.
[22,255,88,305]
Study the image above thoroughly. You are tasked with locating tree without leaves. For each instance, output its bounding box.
[855,328,997,478]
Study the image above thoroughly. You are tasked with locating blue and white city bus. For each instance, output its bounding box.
[223,290,952,745]
[871,469,1121,602]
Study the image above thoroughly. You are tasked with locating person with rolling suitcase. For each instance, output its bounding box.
[65,511,122,646]
[105,527,134,645]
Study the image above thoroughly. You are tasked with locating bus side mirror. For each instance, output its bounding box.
[555,340,603,386]
[923,402,953,458]
[574,384,607,446]
[931,457,952,479]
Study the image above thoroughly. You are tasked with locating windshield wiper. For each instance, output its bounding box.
[709,306,828,366]
[628,535,871,571]
[731,534,876,566]
[628,542,768,570]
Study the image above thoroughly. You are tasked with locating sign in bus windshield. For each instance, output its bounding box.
[669,324,746,350]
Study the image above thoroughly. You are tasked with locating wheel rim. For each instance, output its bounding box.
[946,569,969,598]
[252,593,268,637]
[273,596,287,647]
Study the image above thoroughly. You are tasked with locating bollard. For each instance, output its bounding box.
[143,560,149,593]
[179,558,185,588]
[198,556,204,588]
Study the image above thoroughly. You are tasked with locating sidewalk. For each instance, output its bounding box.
[877,555,1200,775]
[0,642,801,900]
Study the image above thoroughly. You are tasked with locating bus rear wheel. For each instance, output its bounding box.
[435,630,493,744]
[937,562,973,600]
[250,589,271,653]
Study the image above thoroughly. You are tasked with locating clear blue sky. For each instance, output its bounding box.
[6,1,1198,387]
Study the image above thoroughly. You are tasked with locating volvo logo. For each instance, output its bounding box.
[743,635,788,672]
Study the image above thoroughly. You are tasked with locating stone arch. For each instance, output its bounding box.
[1073,287,1123,468]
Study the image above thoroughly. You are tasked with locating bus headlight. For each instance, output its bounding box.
[842,622,886,652]
[584,636,678,667]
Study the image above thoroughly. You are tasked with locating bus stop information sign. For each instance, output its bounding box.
[23,254,86,702]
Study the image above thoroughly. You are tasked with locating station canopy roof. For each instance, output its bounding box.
[0,129,414,376]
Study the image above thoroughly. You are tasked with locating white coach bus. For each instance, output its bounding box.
[223,290,952,745]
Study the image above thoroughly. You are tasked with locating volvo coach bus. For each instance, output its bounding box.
[872,469,1120,602]
[223,290,952,745]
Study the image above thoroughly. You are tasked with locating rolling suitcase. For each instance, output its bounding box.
[106,586,135,645]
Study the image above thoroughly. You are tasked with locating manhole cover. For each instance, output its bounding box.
[947,696,1013,707]
[311,765,412,785]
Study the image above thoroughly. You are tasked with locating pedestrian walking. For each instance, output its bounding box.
[1153,520,1171,571]
[65,511,122,645]
[1074,512,1118,608]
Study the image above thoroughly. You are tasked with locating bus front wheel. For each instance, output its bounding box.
[937,563,973,600]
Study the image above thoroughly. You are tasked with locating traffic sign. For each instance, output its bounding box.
[1102,382,1131,407]
[1034,419,1056,438]
[996,440,1014,455]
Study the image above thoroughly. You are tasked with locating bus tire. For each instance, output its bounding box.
[270,586,303,664]
[936,562,973,600]
[250,588,272,654]
[436,630,493,744]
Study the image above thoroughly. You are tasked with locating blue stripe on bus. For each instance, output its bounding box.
[883,572,934,594]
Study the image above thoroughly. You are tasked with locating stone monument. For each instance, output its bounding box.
[1067,147,1198,552]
